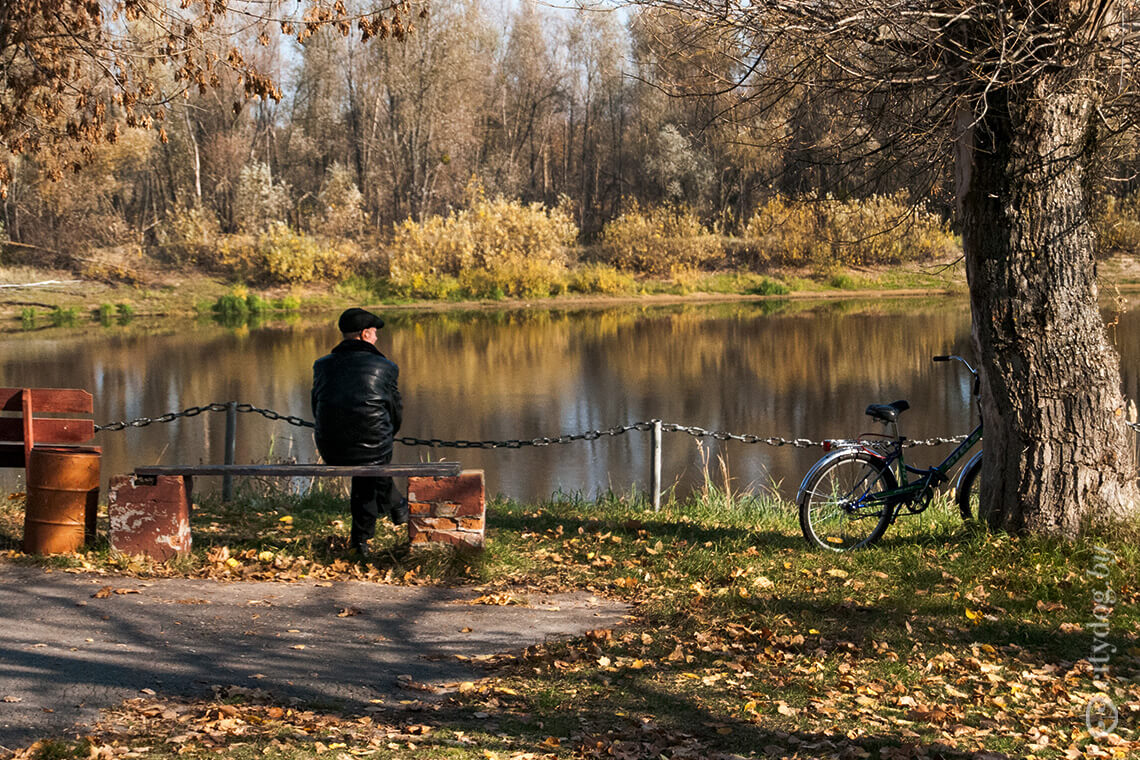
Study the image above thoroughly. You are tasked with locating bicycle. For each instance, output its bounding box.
[797,354,984,551]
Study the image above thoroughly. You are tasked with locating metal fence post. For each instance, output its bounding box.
[651,419,662,512]
[223,401,237,502]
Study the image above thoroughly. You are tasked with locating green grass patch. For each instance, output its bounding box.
[827,272,859,289]
[208,287,309,326]
[49,306,79,326]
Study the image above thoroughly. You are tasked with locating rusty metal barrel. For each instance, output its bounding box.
[23,446,101,554]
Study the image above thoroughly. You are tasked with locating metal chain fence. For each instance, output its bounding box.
[92,402,1026,449]
[95,403,314,433]
[92,403,1140,510]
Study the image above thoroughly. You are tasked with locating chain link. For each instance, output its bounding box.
[96,405,981,449]
[659,422,822,448]
[395,422,656,449]
[234,403,315,429]
[95,403,227,431]
[95,402,315,432]
[904,435,970,447]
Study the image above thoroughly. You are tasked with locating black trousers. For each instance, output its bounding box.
[349,476,403,546]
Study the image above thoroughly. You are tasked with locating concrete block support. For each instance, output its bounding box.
[407,470,485,548]
[108,475,192,560]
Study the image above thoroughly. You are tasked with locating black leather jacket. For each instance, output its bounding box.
[311,339,402,465]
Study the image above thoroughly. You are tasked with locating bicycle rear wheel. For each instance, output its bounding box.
[798,450,897,551]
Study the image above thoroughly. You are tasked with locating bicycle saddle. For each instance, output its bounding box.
[866,400,910,424]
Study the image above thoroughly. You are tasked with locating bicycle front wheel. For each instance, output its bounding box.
[798,450,897,551]
[956,452,982,522]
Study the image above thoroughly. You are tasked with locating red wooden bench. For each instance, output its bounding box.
[0,387,99,472]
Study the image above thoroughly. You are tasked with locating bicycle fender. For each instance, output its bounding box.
[796,447,883,504]
[955,450,983,492]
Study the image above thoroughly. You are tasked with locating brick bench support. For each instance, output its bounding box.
[106,464,480,559]
[108,474,193,561]
[407,470,486,549]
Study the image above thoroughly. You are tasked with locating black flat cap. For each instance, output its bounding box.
[338,307,385,333]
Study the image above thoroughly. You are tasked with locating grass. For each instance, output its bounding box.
[48,306,79,326]
[1,481,1137,759]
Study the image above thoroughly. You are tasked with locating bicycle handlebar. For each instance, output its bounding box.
[933,354,980,395]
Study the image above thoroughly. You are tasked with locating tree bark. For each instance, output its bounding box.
[958,73,1139,536]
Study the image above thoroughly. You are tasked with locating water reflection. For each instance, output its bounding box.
[3,296,1137,503]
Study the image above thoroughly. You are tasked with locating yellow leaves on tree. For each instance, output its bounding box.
[0,1,418,197]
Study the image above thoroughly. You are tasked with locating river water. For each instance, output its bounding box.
[3,296,1138,503]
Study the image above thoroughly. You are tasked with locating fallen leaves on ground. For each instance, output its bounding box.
[5,687,568,760]
[467,592,528,606]
[90,586,141,598]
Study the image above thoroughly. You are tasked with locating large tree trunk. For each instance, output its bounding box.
[958,74,1138,536]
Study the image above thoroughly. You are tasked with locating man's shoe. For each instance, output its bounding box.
[390,498,410,526]
[349,539,369,559]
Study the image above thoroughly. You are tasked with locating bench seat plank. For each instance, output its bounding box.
[134,462,461,478]
[0,387,93,414]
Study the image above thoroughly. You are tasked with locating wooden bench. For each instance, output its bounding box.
[109,461,476,559]
[0,387,98,472]
[1,387,100,553]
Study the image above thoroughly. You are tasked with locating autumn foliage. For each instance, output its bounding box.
[0,0,419,197]
[742,193,957,270]
[597,202,722,275]
[388,190,578,298]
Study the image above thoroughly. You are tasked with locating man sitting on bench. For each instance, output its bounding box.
[312,308,409,557]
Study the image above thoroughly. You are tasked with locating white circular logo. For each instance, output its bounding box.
[1086,694,1119,739]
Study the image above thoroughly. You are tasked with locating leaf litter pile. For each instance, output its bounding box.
[1,490,1138,759]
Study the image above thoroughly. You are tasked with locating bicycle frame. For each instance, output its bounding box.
[797,353,983,550]
[856,421,982,513]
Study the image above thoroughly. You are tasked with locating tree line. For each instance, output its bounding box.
[0,0,957,260]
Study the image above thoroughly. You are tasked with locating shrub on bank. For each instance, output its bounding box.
[208,224,354,285]
[154,204,354,285]
[388,194,577,299]
[255,224,352,284]
[597,203,721,275]
[567,263,638,295]
[742,193,956,270]
[153,205,220,266]
[1095,193,1140,254]
[210,286,302,323]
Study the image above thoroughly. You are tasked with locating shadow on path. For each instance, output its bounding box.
[0,564,629,749]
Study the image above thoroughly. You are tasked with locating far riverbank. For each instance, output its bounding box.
[4,253,1140,326]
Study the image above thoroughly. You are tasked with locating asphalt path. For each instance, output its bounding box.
[0,565,629,750]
